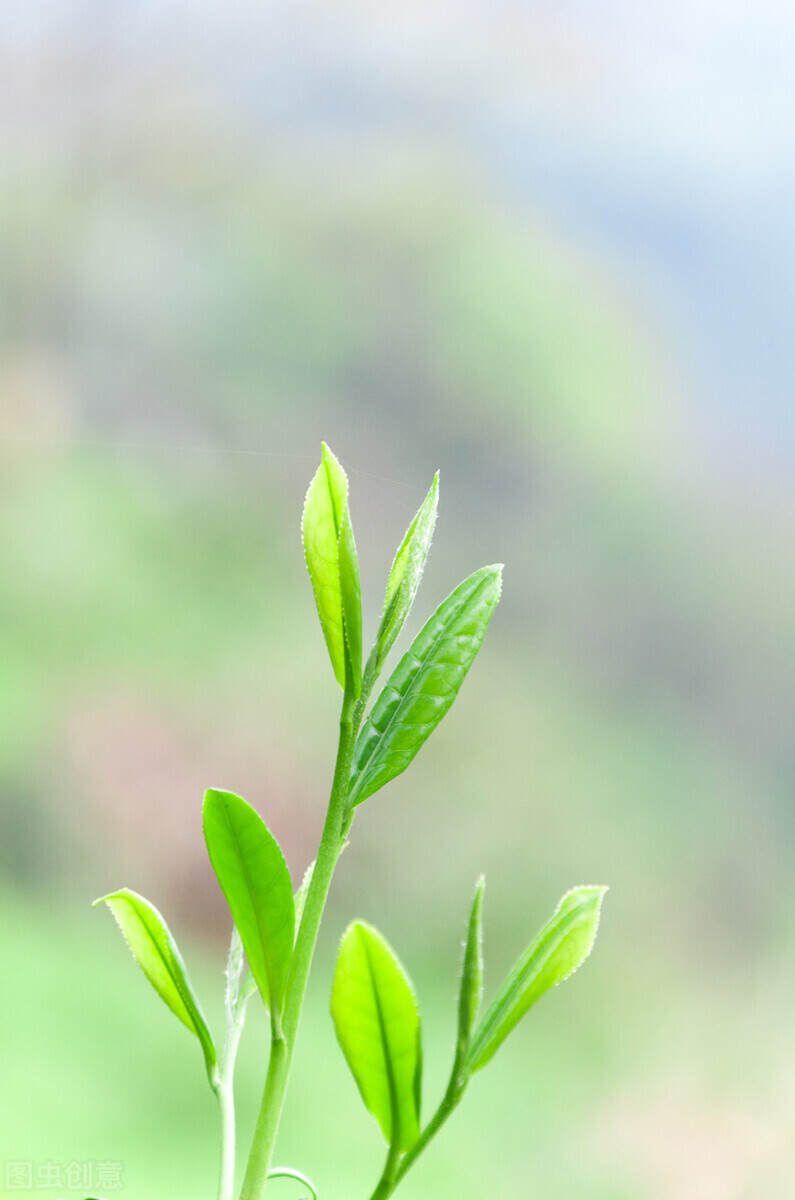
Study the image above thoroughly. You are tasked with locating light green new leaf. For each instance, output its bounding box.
[302,442,363,694]
[374,472,439,674]
[203,789,295,1017]
[331,921,422,1152]
[238,968,259,1010]
[349,564,503,807]
[294,860,315,935]
[225,925,261,1028]
[467,885,606,1072]
[94,888,216,1084]
[456,875,485,1062]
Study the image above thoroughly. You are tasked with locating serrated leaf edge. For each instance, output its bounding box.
[350,563,504,806]
[376,471,440,667]
[94,887,217,1078]
[467,884,606,1072]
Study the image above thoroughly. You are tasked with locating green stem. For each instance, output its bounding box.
[367,1078,466,1200]
[213,1014,244,1200]
[240,1030,289,1199]
[284,688,357,1045]
[215,1079,236,1200]
[239,687,360,1199]
[368,1140,402,1200]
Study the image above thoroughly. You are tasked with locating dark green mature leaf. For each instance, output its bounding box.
[467,885,606,1072]
[331,921,422,1152]
[301,442,362,695]
[373,472,439,675]
[456,876,485,1063]
[349,564,503,807]
[203,789,295,1017]
[94,888,216,1083]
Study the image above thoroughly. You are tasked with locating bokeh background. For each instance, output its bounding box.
[2,3,794,1198]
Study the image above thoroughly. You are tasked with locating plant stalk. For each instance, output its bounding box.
[368,1139,402,1200]
[367,1078,466,1200]
[239,1029,289,1199]
[215,1079,236,1200]
[239,687,359,1199]
[214,1022,245,1200]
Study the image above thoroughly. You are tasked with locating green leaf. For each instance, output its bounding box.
[94,888,216,1084]
[331,921,422,1152]
[203,789,295,1018]
[239,968,259,1010]
[467,885,607,1072]
[224,924,246,1012]
[374,472,439,674]
[349,564,503,807]
[456,875,485,1063]
[224,924,260,1024]
[237,860,314,1009]
[302,442,363,694]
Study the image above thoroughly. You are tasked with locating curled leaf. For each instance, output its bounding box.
[456,875,485,1064]
[94,888,216,1084]
[374,472,439,675]
[302,443,362,694]
[467,885,606,1072]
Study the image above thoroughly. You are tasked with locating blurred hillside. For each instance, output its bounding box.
[1,4,794,1199]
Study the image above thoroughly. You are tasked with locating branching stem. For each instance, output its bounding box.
[367,1076,467,1200]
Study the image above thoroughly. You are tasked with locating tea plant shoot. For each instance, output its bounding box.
[95,444,606,1200]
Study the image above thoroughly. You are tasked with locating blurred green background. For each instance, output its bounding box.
[2,4,794,1199]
